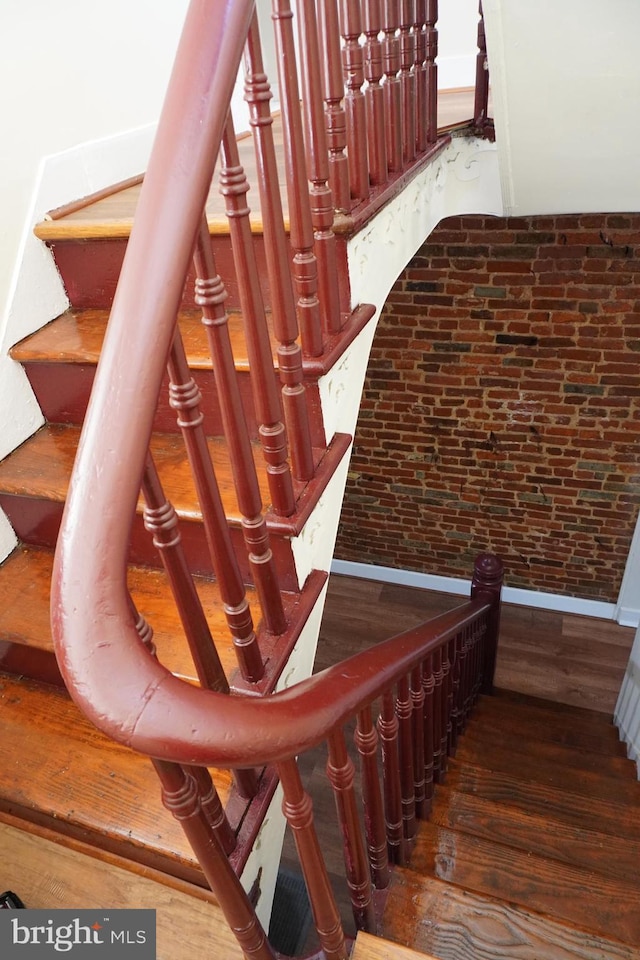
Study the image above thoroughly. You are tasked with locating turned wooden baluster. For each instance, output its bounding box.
[131,602,237,854]
[317,0,350,211]
[396,675,417,853]
[410,664,426,818]
[400,0,417,163]
[354,706,390,889]
[243,14,314,483]
[194,220,287,639]
[141,454,258,801]
[449,629,463,753]
[327,729,376,931]
[296,0,341,335]
[156,761,274,960]
[219,115,296,519]
[362,0,388,185]
[456,622,472,733]
[431,645,443,783]
[472,552,503,693]
[474,2,490,128]
[339,0,370,200]
[141,454,230,694]
[382,0,403,172]
[278,758,348,960]
[421,654,435,816]
[440,637,452,777]
[425,0,438,143]
[414,0,428,152]
[271,0,324,358]
[167,329,271,678]
[377,689,405,865]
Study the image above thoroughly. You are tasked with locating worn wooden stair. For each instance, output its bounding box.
[0,138,365,898]
[380,690,640,960]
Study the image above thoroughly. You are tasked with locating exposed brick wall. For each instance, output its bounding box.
[335,214,640,602]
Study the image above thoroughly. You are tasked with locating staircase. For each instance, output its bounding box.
[1,2,636,960]
[378,688,640,960]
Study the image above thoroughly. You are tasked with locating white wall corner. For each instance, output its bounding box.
[615,511,640,629]
[615,625,640,779]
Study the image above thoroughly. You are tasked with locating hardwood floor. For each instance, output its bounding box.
[318,574,634,714]
[276,572,635,952]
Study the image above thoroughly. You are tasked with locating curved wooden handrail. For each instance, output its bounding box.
[54,555,488,767]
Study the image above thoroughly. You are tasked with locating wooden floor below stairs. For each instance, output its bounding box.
[381,691,640,959]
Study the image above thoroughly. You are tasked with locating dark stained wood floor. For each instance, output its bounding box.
[275,572,635,951]
[318,574,634,715]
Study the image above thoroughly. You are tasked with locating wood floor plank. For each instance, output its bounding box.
[473,694,626,756]
[0,544,252,684]
[431,787,640,885]
[383,872,640,960]
[0,819,245,960]
[411,821,640,944]
[460,723,635,779]
[10,307,267,371]
[0,423,267,525]
[0,674,231,885]
[353,931,439,960]
[454,737,640,805]
[446,760,640,843]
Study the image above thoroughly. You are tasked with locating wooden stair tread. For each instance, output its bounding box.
[410,820,640,944]
[431,786,640,886]
[447,758,640,843]
[353,931,439,960]
[0,817,246,959]
[492,687,621,727]
[473,694,626,757]
[10,307,268,372]
[383,871,640,960]
[460,722,634,779]
[0,544,257,685]
[0,674,232,884]
[0,423,269,524]
[454,734,640,805]
[34,93,474,242]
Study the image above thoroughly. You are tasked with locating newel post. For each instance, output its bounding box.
[471,553,504,695]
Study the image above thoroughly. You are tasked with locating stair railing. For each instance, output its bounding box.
[54,547,503,958]
[52,0,496,954]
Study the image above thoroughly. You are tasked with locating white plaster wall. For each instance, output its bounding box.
[437,0,480,90]
[482,0,640,215]
[0,0,192,560]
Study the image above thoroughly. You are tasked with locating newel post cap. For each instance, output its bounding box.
[472,552,504,589]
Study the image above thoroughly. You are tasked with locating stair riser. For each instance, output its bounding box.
[48,234,354,319]
[0,641,64,688]
[49,236,273,312]
[22,361,326,448]
[0,494,299,591]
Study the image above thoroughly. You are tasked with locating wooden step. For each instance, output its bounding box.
[460,722,635,779]
[492,686,623,727]
[447,758,640,843]
[472,692,627,757]
[0,423,348,587]
[0,543,326,694]
[382,871,640,960]
[409,820,640,944]
[431,787,640,886]
[0,674,228,885]
[353,931,439,960]
[454,734,640,807]
[0,815,245,960]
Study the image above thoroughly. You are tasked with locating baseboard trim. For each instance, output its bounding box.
[330,559,626,623]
